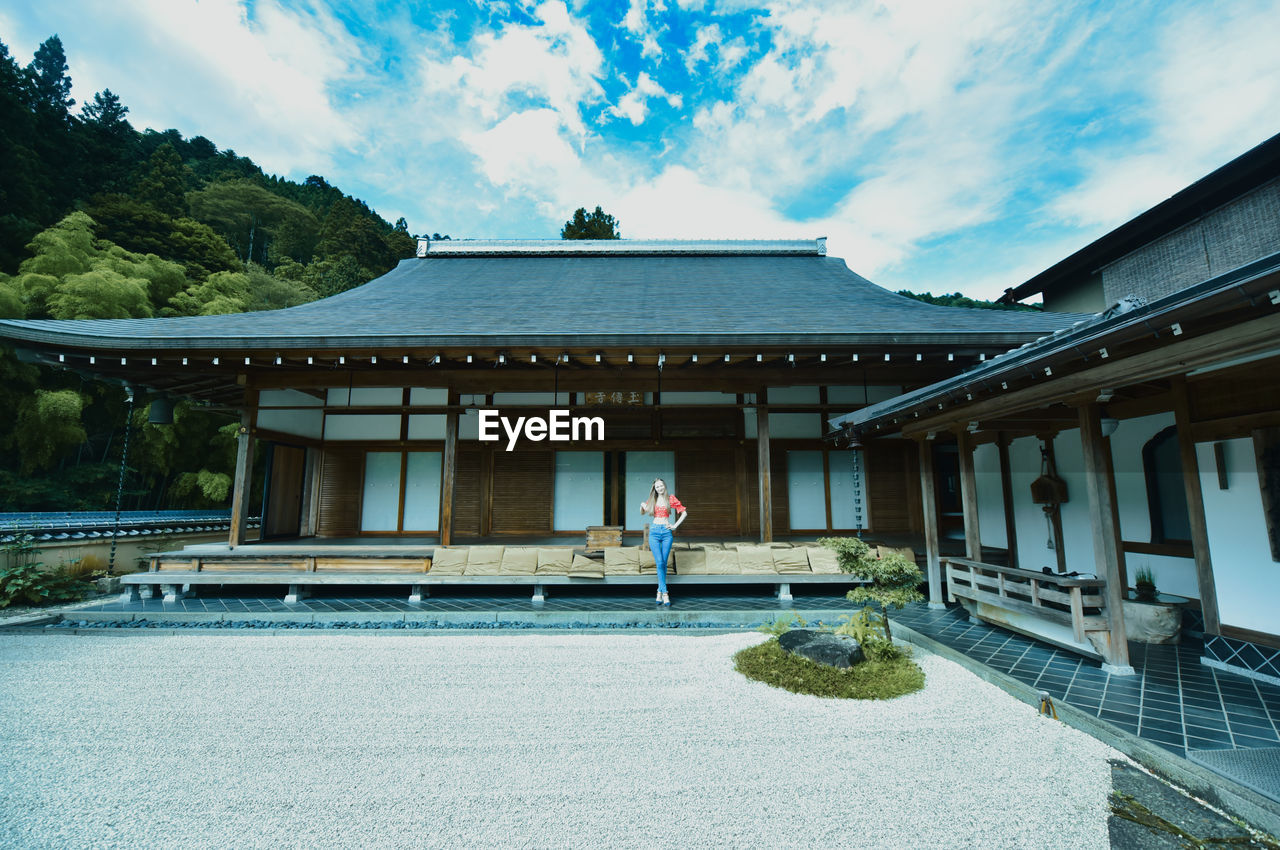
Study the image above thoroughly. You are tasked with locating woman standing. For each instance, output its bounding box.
[640,478,687,607]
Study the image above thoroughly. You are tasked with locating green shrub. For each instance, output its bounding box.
[757,611,807,636]
[734,638,924,699]
[833,608,900,661]
[817,536,871,572]
[0,562,86,608]
[0,533,87,608]
[820,537,924,641]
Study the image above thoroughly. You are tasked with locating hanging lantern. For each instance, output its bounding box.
[148,397,174,425]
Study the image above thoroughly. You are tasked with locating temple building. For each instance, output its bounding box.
[0,238,1077,548]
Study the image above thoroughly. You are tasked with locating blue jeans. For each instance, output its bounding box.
[650,525,673,593]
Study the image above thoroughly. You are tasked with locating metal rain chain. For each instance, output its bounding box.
[107,385,137,575]
[850,442,866,537]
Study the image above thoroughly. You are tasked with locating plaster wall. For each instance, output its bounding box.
[1197,438,1280,634]
[973,442,1008,549]
[1006,433,1094,574]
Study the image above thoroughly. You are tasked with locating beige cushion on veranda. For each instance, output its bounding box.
[698,542,725,550]
[569,553,605,579]
[878,546,917,563]
[675,547,708,574]
[536,548,573,575]
[462,546,505,575]
[773,547,812,575]
[428,547,469,575]
[737,546,778,574]
[702,548,740,575]
[603,547,641,575]
[500,547,538,575]
[806,547,842,574]
[641,545,676,574]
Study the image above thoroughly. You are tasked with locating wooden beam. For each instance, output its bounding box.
[1172,377,1221,633]
[900,312,1280,437]
[918,439,944,606]
[439,407,458,546]
[758,402,773,543]
[956,429,982,560]
[1078,402,1133,673]
[997,433,1018,569]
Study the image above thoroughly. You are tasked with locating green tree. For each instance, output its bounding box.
[80,89,136,196]
[12,389,86,474]
[0,39,48,271]
[12,211,97,316]
[243,264,317,311]
[896,290,1040,312]
[167,268,250,315]
[85,194,240,283]
[188,179,319,266]
[300,253,368,298]
[28,36,74,116]
[820,537,924,641]
[561,206,620,239]
[134,143,188,217]
[317,195,387,265]
[0,273,23,318]
[12,212,187,318]
[46,267,151,319]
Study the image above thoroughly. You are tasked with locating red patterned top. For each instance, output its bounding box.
[653,496,685,519]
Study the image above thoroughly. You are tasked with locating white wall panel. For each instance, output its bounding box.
[1198,438,1279,633]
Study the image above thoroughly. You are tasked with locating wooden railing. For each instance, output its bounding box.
[944,558,1113,651]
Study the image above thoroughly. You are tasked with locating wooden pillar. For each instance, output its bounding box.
[918,438,944,607]
[997,433,1018,569]
[298,447,321,538]
[1043,435,1069,573]
[1172,376,1221,634]
[228,410,256,548]
[1078,402,1133,673]
[757,402,772,543]
[956,430,982,561]
[440,409,458,546]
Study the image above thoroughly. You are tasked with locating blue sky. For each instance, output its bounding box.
[2,0,1278,300]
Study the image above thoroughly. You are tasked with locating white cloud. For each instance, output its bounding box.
[1050,0,1280,229]
[622,0,648,34]
[421,0,603,139]
[610,71,682,125]
[465,108,612,214]
[684,23,720,71]
[59,0,363,176]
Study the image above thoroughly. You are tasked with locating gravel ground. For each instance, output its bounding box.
[0,632,1118,849]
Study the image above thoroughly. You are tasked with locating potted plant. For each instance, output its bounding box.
[1134,565,1157,602]
[1123,563,1182,644]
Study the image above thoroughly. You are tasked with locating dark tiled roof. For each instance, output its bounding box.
[0,255,1085,351]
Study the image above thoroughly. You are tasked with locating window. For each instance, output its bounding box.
[1143,426,1191,544]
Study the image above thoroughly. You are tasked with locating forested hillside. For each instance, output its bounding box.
[0,34,429,511]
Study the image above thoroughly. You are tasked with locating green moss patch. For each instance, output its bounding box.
[734,637,925,700]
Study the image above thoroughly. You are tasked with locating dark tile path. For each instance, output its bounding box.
[893,603,1280,760]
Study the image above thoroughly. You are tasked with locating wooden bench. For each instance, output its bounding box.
[944,557,1116,660]
[121,569,865,607]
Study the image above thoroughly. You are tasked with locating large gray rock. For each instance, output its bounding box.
[777,629,865,668]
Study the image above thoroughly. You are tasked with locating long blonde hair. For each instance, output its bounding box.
[643,478,672,514]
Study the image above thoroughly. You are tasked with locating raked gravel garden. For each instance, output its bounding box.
[0,631,1118,849]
